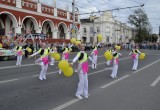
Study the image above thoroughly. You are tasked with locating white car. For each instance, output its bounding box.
[0,48,16,60]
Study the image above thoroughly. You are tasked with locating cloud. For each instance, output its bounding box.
[42,0,160,33]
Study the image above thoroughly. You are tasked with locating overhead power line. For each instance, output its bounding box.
[78,4,144,15]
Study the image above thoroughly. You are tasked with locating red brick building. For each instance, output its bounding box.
[0,0,80,43]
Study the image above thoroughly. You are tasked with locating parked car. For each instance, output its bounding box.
[0,48,16,60]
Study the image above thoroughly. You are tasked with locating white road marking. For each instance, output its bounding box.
[52,99,80,110]
[133,59,160,73]
[52,94,90,110]
[151,75,160,87]
[100,75,130,88]
[0,64,36,70]
[0,79,18,84]
[51,73,129,110]
[88,68,112,76]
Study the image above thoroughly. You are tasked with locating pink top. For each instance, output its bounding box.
[42,57,49,65]
[93,50,98,55]
[64,53,69,60]
[17,51,23,55]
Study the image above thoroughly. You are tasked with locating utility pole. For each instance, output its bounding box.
[159,26,160,36]
[72,0,75,38]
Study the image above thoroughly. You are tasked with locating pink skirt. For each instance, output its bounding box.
[93,50,98,55]
[81,62,89,74]
[132,54,136,59]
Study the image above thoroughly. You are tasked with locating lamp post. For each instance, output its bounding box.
[89,15,98,44]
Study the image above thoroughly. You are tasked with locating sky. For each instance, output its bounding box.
[38,0,160,34]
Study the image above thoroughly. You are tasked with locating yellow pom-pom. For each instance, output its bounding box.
[139,53,145,60]
[63,67,73,77]
[27,48,32,53]
[71,38,76,44]
[54,53,61,61]
[58,60,69,71]
[0,43,3,48]
[104,51,113,60]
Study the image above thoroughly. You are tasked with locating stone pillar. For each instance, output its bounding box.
[54,8,57,16]
[37,2,41,13]
[15,26,22,34]
[16,0,22,8]
[53,31,58,38]
[65,32,70,39]
[67,12,70,20]
[36,28,42,34]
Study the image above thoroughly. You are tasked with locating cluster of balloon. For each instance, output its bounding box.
[75,40,81,46]
[70,38,81,46]
[71,38,76,44]
[97,34,103,42]
[58,60,73,77]
[51,52,61,61]
[104,51,113,60]
[139,53,145,60]
[26,47,32,53]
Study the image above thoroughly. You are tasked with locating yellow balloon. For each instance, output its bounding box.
[98,34,103,42]
[97,34,102,37]
[27,48,32,53]
[63,67,73,77]
[54,53,61,61]
[71,38,76,44]
[115,45,121,50]
[0,43,2,48]
[51,52,57,58]
[58,60,69,71]
[139,53,145,60]
[75,41,81,46]
[104,51,113,60]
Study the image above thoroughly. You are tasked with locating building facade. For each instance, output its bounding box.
[0,0,80,40]
[80,11,134,44]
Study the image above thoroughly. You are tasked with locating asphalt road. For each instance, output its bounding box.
[0,49,160,110]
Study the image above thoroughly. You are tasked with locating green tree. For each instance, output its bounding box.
[128,8,151,43]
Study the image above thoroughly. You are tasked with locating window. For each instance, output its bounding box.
[97,27,100,33]
[90,27,94,33]
[106,26,110,33]
[83,28,87,33]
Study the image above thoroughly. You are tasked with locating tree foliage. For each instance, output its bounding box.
[128,8,151,43]
[145,34,158,42]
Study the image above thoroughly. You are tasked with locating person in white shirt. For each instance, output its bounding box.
[29,42,50,80]
[129,46,141,71]
[71,44,94,99]
[111,49,122,78]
